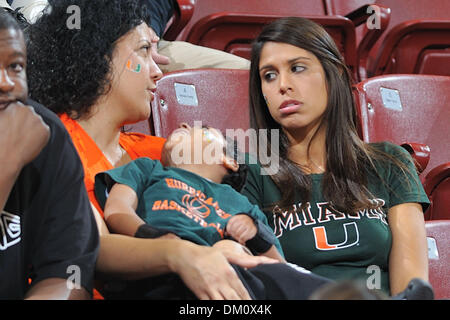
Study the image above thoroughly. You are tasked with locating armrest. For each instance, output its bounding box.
[400,142,430,174]
[346,4,391,81]
[163,0,195,41]
[423,162,450,195]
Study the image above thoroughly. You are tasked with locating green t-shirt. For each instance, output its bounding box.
[95,158,283,255]
[241,142,429,294]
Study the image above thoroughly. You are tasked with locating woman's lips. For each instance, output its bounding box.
[279,100,302,115]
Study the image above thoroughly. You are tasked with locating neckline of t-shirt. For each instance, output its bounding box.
[308,173,324,180]
[167,166,217,185]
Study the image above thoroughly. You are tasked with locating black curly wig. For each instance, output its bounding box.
[26,0,151,119]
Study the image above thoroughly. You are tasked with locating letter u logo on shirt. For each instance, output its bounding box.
[313,222,359,251]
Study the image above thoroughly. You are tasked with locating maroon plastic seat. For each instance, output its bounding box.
[175,0,329,40]
[423,163,450,221]
[425,220,450,299]
[123,120,152,135]
[329,0,450,77]
[353,74,450,181]
[151,68,250,138]
[163,0,195,41]
[367,20,450,77]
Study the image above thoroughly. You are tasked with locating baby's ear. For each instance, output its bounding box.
[222,155,239,172]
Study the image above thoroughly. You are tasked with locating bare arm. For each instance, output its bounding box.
[388,202,429,295]
[103,183,146,236]
[25,278,90,300]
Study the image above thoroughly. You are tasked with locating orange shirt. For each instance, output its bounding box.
[59,114,166,217]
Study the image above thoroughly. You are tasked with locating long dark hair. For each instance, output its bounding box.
[249,17,409,213]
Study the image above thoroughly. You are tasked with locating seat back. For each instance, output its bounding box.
[353,74,450,179]
[151,68,250,138]
[329,0,450,77]
[423,163,450,221]
[426,177,450,221]
[369,20,450,77]
[123,120,152,135]
[426,220,450,299]
[183,12,358,79]
[163,0,195,41]
[176,0,328,40]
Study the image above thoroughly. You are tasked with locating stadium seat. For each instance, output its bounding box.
[175,0,329,40]
[366,20,450,77]
[329,0,450,77]
[163,0,195,41]
[423,163,450,220]
[123,120,152,135]
[425,220,450,299]
[353,74,450,180]
[151,68,250,138]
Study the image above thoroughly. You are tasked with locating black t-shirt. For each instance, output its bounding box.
[0,100,99,299]
[146,0,174,38]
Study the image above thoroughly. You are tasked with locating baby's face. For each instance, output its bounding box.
[163,124,227,166]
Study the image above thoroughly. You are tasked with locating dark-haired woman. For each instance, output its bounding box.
[26,0,278,300]
[242,17,430,296]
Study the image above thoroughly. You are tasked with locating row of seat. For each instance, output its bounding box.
[166,0,450,81]
[123,69,450,299]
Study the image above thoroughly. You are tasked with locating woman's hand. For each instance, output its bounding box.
[169,240,278,300]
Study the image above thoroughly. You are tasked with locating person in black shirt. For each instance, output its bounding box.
[0,7,99,299]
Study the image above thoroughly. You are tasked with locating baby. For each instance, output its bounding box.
[95,124,285,262]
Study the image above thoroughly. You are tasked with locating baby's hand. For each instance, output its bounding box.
[225,214,257,245]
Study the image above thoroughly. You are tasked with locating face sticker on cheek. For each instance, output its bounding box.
[126,59,141,73]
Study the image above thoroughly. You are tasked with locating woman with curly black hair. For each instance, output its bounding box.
[25,0,279,300]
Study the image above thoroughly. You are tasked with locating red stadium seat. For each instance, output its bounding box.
[123,120,152,135]
[151,68,250,138]
[367,20,450,77]
[423,163,450,221]
[163,0,195,41]
[425,220,450,299]
[353,74,450,180]
[175,0,329,40]
[329,0,450,77]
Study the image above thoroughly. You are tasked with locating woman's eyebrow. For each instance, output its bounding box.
[259,56,311,72]
[137,39,151,46]
[288,56,311,64]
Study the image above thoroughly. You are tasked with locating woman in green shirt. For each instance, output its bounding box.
[242,17,430,296]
